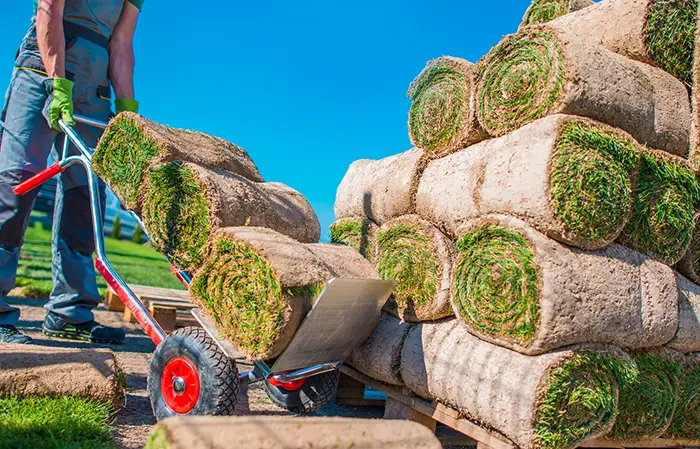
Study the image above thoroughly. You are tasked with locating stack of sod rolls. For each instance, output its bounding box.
[335,1,700,447]
[94,113,381,360]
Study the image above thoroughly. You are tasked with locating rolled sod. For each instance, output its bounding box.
[376,215,454,322]
[145,416,442,449]
[665,353,700,438]
[345,313,414,386]
[606,347,683,440]
[93,112,262,210]
[334,148,427,226]
[548,0,698,87]
[617,148,700,265]
[476,26,691,156]
[676,221,700,282]
[417,114,639,249]
[667,274,700,353]
[189,227,377,360]
[329,217,378,261]
[521,0,594,26]
[451,215,678,355]
[400,320,639,449]
[407,57,487,158]
[0,345,125,407]
[142,162,320,271]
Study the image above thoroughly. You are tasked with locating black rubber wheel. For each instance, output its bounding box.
[148,326,238,421]
[263,369,339,415]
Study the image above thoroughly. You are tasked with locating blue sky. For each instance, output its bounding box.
[2,1,528,241]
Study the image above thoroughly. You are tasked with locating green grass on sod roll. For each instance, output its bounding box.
[0,396,115,449]
[522,0,570,26]
[549,119,639,245]
[330,218,374,259]
[453,225,540,343]
[619,151,700,264]
[376,223,439,315]
[93,114,160,207]
[645,0,697,87]
[666,359,700,438]
[477,28,565,137]
[142,163,212,272]
[533,351,639,449]
[609,349,681,439]
[407,59,471,154]
[144,426,169,449]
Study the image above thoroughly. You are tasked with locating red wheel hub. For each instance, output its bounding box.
[161,357,200,414]
[268,375,306,391]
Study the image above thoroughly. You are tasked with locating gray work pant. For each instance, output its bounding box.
[0,60,111,325]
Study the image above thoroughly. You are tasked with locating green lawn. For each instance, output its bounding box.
[16,218,185,299]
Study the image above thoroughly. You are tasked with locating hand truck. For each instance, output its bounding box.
[13,115,395,420]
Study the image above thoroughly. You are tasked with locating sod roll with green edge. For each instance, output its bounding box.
[675,219,700,282]
[189,227,378,360]
[617,148,700,265]
[665,353,700,439]
[400,320,639,449]
[376,215,454,322]
[142,162,320,271]
[0,345,125,407]
[417,114,639,250]
[451,215,678,355]
[329,217,378,261]
[667,274,700,353]
[407,57,487,158]
[547,0,697,87]
[606,347,683,440]
[335,148,426,226]
[346,313,413,386]
[476,26,691,156]
[520,0,593,26]
[93,112,262,210]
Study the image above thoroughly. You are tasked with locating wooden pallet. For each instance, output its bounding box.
[104,284,198,332]
[339,365,700,449]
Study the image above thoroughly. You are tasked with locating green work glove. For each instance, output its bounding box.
[44,78,76,131]
[115,98,139,114]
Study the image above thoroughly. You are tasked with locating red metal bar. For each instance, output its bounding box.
[13,162,64,195]
[96,258,165,345]
[170,264,190,288]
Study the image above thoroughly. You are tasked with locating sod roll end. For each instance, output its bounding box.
[665,353,700,439]
[520,0,594,27]
[329,217,378,261]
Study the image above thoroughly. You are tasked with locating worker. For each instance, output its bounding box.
[0,0,142,344]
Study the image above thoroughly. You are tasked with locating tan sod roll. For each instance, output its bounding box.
[667,274,700,353]
[334,148,427,226]
[145,416,442,449]
[142,162,320,271]
[93,112,263,210]
[521,0,594,26]
[417,114,639,250]
[407,57,487,158]
[189,227,377,360]
[345,313,414,386]
[547,0,697,87]
[329,217,378,261]
[477,25,691,156]
[677,220,700,282]
[451,215,678,355]
[400,320,639,449]
[0,345,124,406]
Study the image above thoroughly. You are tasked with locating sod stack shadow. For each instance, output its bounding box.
[667,274,700,353]
[376,215,454,322]
[0,346,125,407]
[335,148,426,226]
[407,57,487,158]
[400,320,639,449]
[451,215,678,355]
[345,313,413,386]
[142,162,320,272]
[665,353,700,439]
[521,0,594,26]
[617,148,700,265]
[547,0,697,87]
[416,115,639,249]
[476,26,691,156]
[606,347,683,440]
[93,112,263,210]
[189,227,378,360]
[329,217,378,261]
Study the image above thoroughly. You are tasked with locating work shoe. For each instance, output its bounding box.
[42,311,125,344]
[0,324,32,344]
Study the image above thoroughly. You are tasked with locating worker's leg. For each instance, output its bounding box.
[0,66,57,331]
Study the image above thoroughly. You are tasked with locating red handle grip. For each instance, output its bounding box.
[13,162,64,195]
